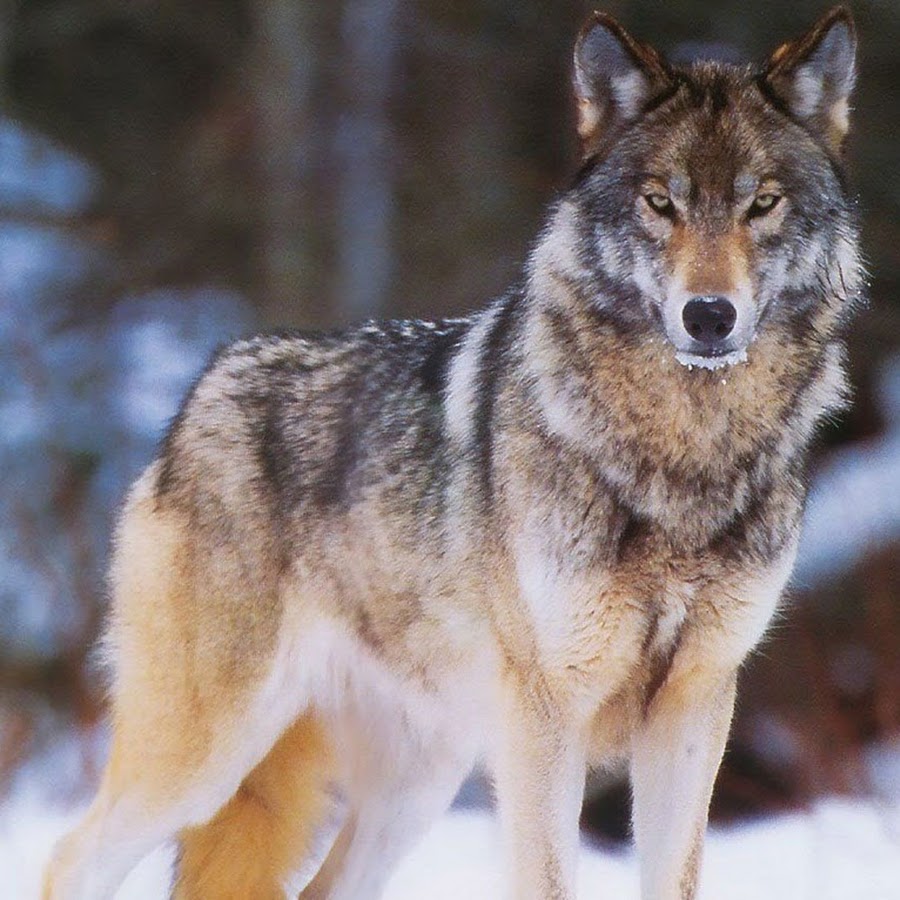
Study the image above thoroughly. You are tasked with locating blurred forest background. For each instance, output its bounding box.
[0,0,898,842]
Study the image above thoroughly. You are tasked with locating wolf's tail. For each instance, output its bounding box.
[173,710,333,899]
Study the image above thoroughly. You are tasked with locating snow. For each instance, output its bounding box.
[110,288,251,438]
[0,118,97,214]
[675,347,748,370]
[6,792,899,899]
[795,357,900,586]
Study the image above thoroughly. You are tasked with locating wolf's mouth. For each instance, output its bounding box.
[675,347,749,371]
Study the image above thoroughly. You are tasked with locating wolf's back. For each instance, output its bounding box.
[154,319,474,526]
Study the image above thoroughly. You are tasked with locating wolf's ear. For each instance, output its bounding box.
[573,12,671,155]
[764,6,857,154]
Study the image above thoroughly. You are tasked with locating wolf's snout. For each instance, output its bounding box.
[682,297,737,350]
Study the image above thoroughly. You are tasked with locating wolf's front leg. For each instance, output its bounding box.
[630,664,737,900]
[493,671,586,900]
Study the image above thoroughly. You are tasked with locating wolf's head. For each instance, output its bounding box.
[533,6,862,371]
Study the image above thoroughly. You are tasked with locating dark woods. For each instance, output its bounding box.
[0,0,897,832]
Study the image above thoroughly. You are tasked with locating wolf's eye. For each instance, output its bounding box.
[644,194,674,216]
[748,193,782,219]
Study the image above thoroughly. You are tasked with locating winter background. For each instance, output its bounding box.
[0,1,898,897]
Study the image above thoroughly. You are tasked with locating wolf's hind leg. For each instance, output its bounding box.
[299,783,460,900]
[299,733,473,900]
[43,698,308,900]
[174,711,332,900]
[43,473,313,899]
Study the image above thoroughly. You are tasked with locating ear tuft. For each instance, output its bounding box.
[573,13,670,155]
[764,6,857,153]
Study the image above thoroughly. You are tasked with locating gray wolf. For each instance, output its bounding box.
[45,6,861,899]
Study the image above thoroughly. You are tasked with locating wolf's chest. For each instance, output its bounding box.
[513,520,791,718]
[515,539,697,698]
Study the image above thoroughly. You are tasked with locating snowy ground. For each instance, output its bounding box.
[6,792,899,899]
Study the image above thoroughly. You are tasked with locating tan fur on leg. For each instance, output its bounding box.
[174,712,332,900]
[44,469,325,899]
[297,816,355,900]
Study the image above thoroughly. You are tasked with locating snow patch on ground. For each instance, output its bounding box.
[6,796,899,899]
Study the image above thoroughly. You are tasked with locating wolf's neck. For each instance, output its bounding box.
[521,261,846,547]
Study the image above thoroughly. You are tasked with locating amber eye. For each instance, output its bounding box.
[748,193,782,219]
[644,193,674,216]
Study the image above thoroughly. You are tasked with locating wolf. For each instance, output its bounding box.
[45,6,862,900]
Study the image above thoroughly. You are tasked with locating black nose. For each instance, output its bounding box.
[682,296,737,349]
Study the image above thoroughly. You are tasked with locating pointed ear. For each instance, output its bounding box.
[573,12,672,156]
[764,6,857,154]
